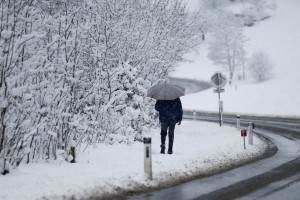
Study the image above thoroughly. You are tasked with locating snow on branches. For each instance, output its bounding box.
[0,0,202,170]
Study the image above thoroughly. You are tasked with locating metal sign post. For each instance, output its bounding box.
[143,137,152,180]
[211,72,227,127]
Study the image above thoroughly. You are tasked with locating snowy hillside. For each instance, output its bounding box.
[174,0,300,117]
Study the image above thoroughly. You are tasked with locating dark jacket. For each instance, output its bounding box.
[155,98,183,123]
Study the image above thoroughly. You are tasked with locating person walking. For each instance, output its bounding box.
[155,98,183,154]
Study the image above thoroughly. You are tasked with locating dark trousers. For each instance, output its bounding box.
[160,121,176,152]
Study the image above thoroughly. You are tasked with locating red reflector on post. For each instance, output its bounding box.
[241,129,247,137]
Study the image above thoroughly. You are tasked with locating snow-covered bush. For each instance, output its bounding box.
[0,0,203,170]
[248,51,273,82]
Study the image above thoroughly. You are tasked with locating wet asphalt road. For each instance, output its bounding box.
[128,113,300,200]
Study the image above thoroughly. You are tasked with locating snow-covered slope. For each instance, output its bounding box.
[173,0,300,117]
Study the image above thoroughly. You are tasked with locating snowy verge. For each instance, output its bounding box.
[0,121,269,200]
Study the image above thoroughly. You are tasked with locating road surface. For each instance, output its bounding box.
[128,113,300,200]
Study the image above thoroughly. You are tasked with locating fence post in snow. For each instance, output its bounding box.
[193,110,196,121]
[70,140,76,163]
[0,157,9,175]
[143,137,152,180]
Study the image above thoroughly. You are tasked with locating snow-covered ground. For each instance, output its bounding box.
[0,121,266,200]
[1,0,299,200]
[173,0,300,118]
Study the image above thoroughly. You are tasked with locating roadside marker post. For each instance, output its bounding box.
[236,115,240,129]
[193,110,196,121]
[241,129,247,149]
[248,122,255,145]
[143,137,152,180]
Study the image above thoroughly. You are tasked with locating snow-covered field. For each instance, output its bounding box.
[173,0,300,118]
[1,0,299,200]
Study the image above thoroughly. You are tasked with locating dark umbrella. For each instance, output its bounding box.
[147,83,185,100]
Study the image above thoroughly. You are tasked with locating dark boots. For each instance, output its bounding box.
[160,144,166,154]
[160,144,173,154]
[168,137,173,154]
[167,143,173,154]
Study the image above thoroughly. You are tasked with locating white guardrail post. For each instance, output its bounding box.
[143,137,152,180]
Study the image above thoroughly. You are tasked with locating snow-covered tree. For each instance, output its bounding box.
[0,0,46,169]
[243,0,277,21]
[0,0,204,171]
[248,51,273,82]
[208,11,247,84]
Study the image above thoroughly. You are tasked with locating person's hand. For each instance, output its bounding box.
[177,121,181,125]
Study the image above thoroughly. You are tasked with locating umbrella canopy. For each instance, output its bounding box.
[147,83,185,100]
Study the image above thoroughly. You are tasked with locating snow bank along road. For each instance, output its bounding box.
[128,112,300,200]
